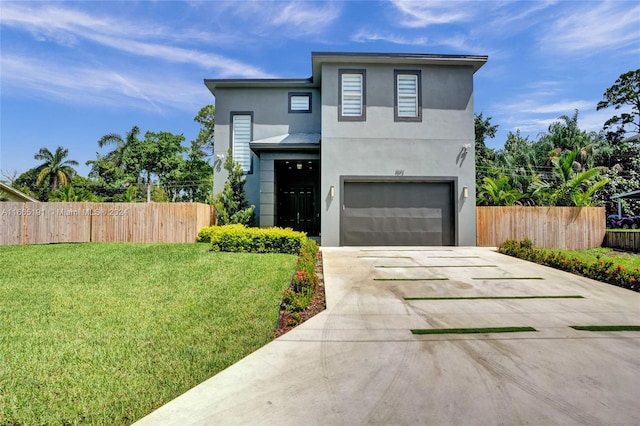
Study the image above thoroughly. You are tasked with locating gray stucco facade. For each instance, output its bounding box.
[205,52,487,247]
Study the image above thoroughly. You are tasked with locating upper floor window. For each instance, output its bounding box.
[395,70,422,122]
[339,69,366,121]
[231,113,252,173]
[289,92,312,113]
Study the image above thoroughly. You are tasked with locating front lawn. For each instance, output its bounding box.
[0,243,297,425]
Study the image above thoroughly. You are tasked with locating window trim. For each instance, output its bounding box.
[394,70,422,122]
[339,69,366,122]
[288,92,312,113]
[230,111,254,174]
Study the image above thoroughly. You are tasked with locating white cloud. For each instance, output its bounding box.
[539,1,640,55]
[0,2,273,78]
[0,54,210,113]
[391,0,474,27]
[272,1,341,35]
[351,30,428,46]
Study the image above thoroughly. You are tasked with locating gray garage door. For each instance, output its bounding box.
[341,181,455,246]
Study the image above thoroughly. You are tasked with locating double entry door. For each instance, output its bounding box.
[275,160,320,236]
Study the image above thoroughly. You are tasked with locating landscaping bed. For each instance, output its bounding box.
[499,239,640,292]
[275,250,326,337]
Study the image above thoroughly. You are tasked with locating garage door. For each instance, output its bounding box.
[341,181,455,246]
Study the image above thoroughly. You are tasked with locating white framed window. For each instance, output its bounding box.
[232,113,252,172]
[395,70,422,122]
[339,69,366,121]
[289,92,311,113]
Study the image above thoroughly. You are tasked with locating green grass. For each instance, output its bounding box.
[541,247,640,271]
[471,277,544,280]
[373,277,449,281]
[404,295,583,300]
[376,265,497,268]
[0,243,297,425]
[570,325,640,331]
[411,326,537,335]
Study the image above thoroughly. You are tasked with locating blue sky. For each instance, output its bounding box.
[1,0,639,178]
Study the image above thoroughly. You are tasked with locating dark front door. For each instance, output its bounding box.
[275,160,320,236]
[278,185,316,234]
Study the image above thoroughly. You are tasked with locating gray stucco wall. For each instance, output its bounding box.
[212,87,321,221]
[320,63,476,246]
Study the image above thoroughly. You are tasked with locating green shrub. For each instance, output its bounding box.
[198,224,306,254]
[498,239,640,292]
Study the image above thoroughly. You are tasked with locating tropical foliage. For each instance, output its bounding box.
[34,146,79,192]
[13,106,215,203]
[475,69,639,213]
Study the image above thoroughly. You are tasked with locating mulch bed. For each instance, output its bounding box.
[274,250,326,338]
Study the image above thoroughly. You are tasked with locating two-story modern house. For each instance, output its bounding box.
[205,52,487,246]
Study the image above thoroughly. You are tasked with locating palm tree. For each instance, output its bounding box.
[97,125,140,171]
[476,175,526,206]
[531,150,609,206]
[34,146,79,191]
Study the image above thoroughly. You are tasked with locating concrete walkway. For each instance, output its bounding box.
[136,247,640,425]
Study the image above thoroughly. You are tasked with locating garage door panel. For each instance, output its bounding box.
[343,230,444,246]
[342,181,454,246]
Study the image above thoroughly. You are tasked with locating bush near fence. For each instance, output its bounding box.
[499,238,639,292]
[0,202,214,245]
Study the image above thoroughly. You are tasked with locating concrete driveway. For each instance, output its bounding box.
[136,247,640,425]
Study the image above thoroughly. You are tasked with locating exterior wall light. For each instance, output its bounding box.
[330,185,335,199]
[463,186,469,198]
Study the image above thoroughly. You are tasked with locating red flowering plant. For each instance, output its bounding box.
[499,239,640,292]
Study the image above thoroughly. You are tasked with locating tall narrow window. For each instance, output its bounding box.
[232,113,252,172]
[339,69,366,121]
[395,71,422,122]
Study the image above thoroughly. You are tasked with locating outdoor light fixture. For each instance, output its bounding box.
[463,186,469,198]
[216,154,225,160]
[330,186,335,199]
[462,143,471,154]
[296,162,302,170]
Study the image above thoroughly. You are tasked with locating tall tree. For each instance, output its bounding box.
[123,131,186,202]
[193,105,215,156]
[34,146,79,192]
[597,69,640,141]
[90,125,141,183]
[474,113,498,183]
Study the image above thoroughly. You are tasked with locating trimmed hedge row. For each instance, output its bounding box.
[197,224,321,320]
[498,239,639,292]
[197,224,306,255]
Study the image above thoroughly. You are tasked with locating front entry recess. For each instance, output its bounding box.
[275,161,320,236]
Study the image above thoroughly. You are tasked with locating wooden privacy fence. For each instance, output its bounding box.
[0,202,214,245]
[603,231,640,253]
[477,206,606,250]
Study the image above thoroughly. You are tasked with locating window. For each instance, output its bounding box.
[231,113,252,172]
[339,69,366,121]
[395,70,422,122]
[289,92,311,113]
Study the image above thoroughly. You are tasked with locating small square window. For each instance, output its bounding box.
[289,92,311,113]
